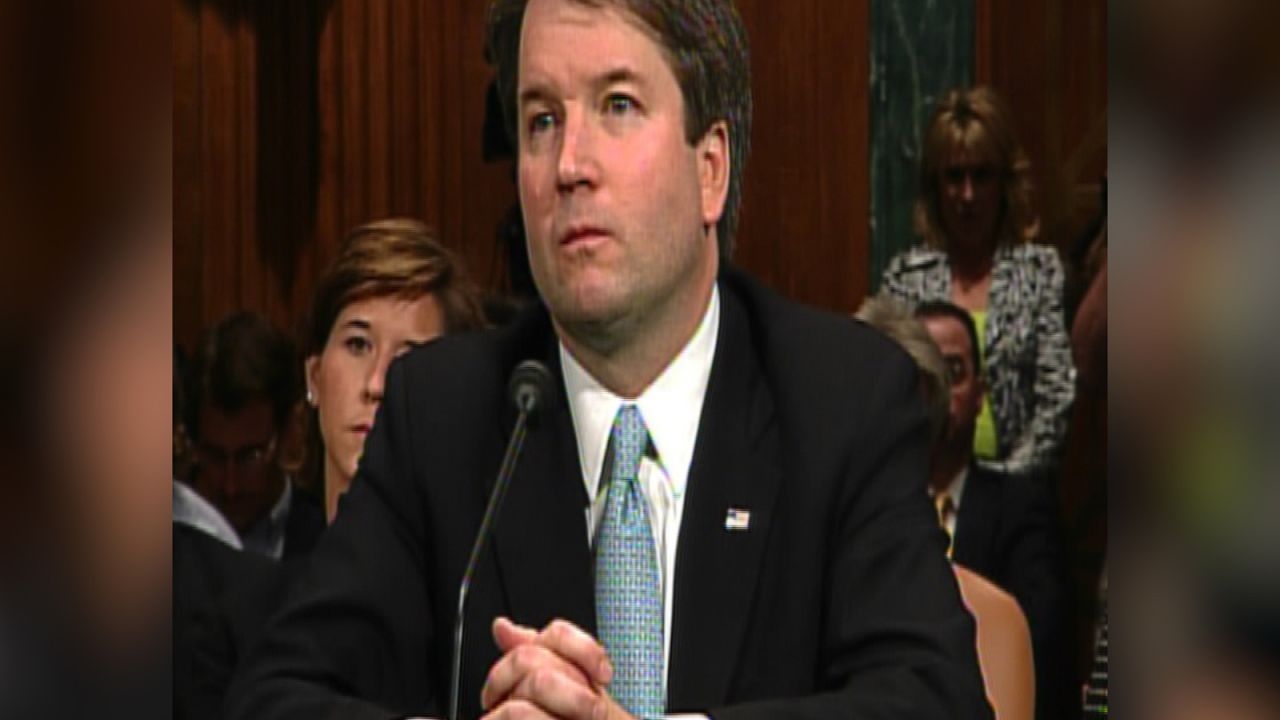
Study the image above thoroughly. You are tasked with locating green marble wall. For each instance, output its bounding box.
[869,0,974,291]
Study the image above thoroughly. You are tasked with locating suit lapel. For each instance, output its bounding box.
[952,464,995,572]
[492,337,596,636]
[667,286,782,710]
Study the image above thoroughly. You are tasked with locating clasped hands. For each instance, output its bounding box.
[480,617,637,720]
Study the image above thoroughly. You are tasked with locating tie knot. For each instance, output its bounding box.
[610,405,648,483]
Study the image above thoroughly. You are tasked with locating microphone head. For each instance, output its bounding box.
[508,359,554,420]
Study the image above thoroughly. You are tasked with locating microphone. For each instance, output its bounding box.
[449,360,554,720]
[508,359,554,421]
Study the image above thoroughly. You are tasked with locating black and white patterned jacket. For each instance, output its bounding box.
[880,243,1076,475]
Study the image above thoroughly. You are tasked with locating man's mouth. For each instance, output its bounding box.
[559,225,611,247]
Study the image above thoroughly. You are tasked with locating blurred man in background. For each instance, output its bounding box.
[187,312,322,560]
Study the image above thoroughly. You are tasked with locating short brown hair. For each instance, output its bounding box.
[190,311,300,437]
[856,295,949,445]
[305,219,486,356]
[486,0,752,258]
[915,86,1039,250]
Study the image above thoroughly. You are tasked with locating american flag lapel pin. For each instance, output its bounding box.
[724,508,751,531]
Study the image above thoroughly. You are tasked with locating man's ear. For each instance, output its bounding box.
[696,120,730,228]
[969,366,987,414]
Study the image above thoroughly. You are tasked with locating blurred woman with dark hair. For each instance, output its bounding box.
[882,86,1075,476]
[304,218,486,521]
[177,220,486,719]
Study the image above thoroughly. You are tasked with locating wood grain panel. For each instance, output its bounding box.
[456,0,517,290]
[175,0,519,351]
[365,0,391,219]
[196,0,242,331]
[174,0,204,353]
[389,0,421,216]
[734,0,870,313]
[976,0,1108,251]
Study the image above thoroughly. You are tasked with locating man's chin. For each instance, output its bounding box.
[549,281,628,327]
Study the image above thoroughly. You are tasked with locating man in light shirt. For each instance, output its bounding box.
[229,1,989,718]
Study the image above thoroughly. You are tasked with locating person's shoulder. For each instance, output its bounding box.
[174,524,278,612]
[724,268,917,397]
[393,302,552,397]
[174,523,241,575]
[884,245,946,275]
[1006,242,1063,269]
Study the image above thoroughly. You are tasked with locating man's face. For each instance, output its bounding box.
[938,146,1001,253]
[922,315,984,451]
[515,0,725,343]
[194,399,284,534]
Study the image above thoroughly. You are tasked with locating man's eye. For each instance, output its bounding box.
[604,94,637,116]
[528,112,556,135]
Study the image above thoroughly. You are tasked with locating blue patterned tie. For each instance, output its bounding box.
[595,404,664,717]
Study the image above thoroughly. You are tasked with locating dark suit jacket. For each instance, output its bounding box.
[282,489,326,560]
[952,464,1075,720]
[174,525,277,720]
[184,554,303,720]
[228,269,992,719]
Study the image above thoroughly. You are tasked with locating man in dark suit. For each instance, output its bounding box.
[187,311,325,560]
[228,1,990,718]
[916,300,1076,720]
[173,523,282,720]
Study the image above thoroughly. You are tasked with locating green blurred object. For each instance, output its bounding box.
[868,0,973,290]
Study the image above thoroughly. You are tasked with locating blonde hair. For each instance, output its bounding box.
[914,86,1040,250]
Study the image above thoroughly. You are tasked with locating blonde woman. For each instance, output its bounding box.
[881,86,1075,476]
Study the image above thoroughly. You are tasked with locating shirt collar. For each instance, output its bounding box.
[270,477,293,526]
[241,477,293,560]
[172,480,243,550]
[944,465,969,512]
[560,285,720,501]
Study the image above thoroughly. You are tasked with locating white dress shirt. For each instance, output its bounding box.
[172,479,242,549]
[411,292,720,720]
[560,286,719,705]
[935,466,969,540]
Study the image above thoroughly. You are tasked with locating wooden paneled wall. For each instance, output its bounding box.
[977,0,1108,252]
[734,0,872,313]
[173,0,874,352]
[175,0,518,352]
[174,0,1106,351]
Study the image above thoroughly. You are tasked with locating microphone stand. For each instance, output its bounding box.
[448,406,532,720]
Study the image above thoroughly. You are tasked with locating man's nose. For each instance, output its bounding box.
[556,108,599,192]
[222,464,241,499]
[960,175,975,202]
